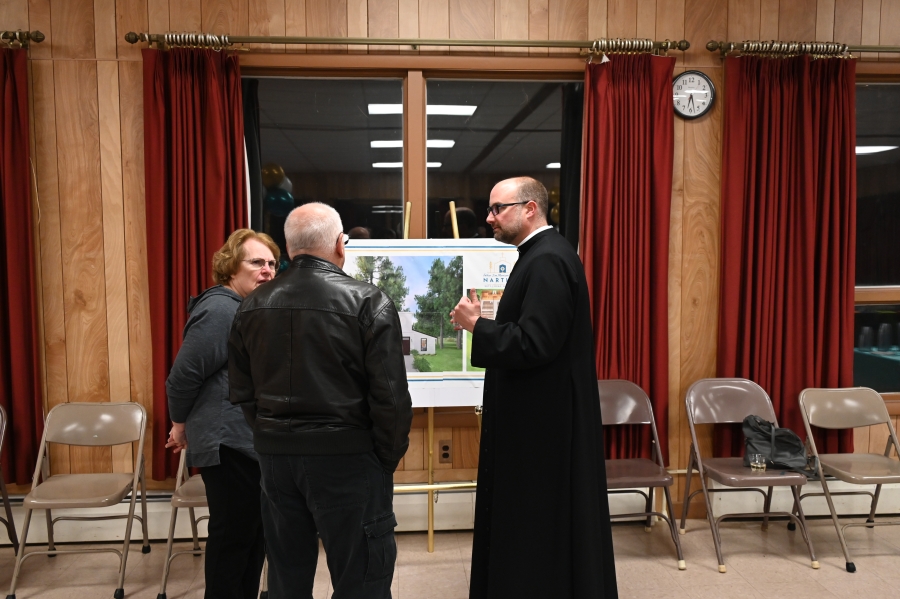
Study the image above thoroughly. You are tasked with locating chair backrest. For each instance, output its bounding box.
[598,380,654,426]
[685,378,777,426]
[0,404,7,450]
[799,387,890,430]
[44,402,146,446]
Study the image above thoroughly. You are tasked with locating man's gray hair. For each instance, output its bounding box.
[284,202,343,255]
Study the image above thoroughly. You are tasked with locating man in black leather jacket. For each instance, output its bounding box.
[228,202,413,599]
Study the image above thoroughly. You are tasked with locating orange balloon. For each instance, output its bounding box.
[261,163,285,189]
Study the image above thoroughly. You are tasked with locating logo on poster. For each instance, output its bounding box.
[482,262,509,285]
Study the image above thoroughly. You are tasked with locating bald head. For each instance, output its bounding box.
[498,177,549,221]
[284,203,345,265]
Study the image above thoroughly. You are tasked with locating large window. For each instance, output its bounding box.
[246,67,583,254]
[424,80,582,238]
[252,77,405,263]
[854,83,900,391]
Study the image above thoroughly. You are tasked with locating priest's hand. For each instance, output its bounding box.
[450,289,481,333]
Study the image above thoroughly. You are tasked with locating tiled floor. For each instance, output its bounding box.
[2,516,900,598]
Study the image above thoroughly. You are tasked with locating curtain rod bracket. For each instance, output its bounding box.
[0,30,45,48]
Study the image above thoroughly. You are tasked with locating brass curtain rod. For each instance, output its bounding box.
[0,30,44,48]
[125,31,690,55]
[707,39,900,56]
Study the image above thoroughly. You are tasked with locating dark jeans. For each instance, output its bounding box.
[200,445,266,599]
[259,451,397,599]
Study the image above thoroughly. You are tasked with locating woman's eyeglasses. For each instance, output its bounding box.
[244,258,277,271]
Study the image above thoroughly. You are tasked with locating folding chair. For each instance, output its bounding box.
[598,380,685,570]
[6,402,149,599]
[157,450,208,599]
[0,405,20,554]
[799,387,900,573]
[680,378,818,573]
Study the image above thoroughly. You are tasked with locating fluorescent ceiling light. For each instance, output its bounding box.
[546,162,561,169]
[373,162,442,168]
[370,139,456,148]
[368,104,403,114]
[856,146,898,155]
[368,104,477,116]
[427,105,477,116]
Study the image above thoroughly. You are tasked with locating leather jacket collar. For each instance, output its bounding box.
[291,254,347,276]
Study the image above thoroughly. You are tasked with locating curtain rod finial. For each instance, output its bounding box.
[124,32,140,44]
[706,40,721,52]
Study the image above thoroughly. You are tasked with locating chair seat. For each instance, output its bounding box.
[702,457,807,487]
[605,458,673,489]
[24,473,135,509]
[172,475,208,508]
[820,453,900,485]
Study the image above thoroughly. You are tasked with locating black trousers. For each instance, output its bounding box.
[200,445,266,599]
[259,451,397,599]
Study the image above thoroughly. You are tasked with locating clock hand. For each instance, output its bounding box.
[688,92,695,113]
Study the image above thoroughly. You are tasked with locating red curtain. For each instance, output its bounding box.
[0,48,44,484]
[143,49,248,480]
[717,55,856,455]
[581,54,676,460]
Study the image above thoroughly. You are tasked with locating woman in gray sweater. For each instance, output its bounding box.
[165,229,279,599]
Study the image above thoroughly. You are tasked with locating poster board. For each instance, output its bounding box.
[344,239,518,407]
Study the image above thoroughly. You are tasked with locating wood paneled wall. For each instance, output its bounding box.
[3,0,899,491]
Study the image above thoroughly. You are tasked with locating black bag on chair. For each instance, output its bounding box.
[742,415,817,477]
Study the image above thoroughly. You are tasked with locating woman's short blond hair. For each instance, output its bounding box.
[212,229,281,286]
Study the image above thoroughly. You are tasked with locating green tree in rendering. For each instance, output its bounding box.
[414,256,463,347]
[353,256,408,312]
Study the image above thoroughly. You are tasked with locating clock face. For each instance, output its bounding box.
[673,71,715,119]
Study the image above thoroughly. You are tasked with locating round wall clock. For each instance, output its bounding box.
[673,71,716,119]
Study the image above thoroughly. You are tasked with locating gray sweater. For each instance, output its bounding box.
[166,286,256,467]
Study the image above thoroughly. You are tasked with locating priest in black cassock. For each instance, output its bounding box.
[451,177,618,599]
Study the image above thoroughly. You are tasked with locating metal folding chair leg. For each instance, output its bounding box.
[6,508,34,599]
[260,557,269,598]
[789,485,819,569]
[662,485,686,569]
[761,486,774,531]
[819,467,857,572]
[0,469,18,555]
[679,449,696,535]
[44,509,55,556]
[697,470,727,573]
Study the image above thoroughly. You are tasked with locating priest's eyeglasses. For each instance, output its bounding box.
[244,258,277,271]
[488,201,529,216]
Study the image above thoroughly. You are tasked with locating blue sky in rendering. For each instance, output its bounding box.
[391,255,457,313]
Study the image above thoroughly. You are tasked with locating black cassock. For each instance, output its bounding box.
[469,228,618,599]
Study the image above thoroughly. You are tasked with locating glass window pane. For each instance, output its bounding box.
[252,78,404,264]
[854,304,900,392]
[425,80,582,239]
[856,83,900,285]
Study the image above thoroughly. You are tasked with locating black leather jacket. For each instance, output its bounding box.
[228,254,413,472]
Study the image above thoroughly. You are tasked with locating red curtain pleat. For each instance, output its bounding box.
[0,48,44,484]
[580,54,675,461]
[143,49,248,480]
[717,55,855,455]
